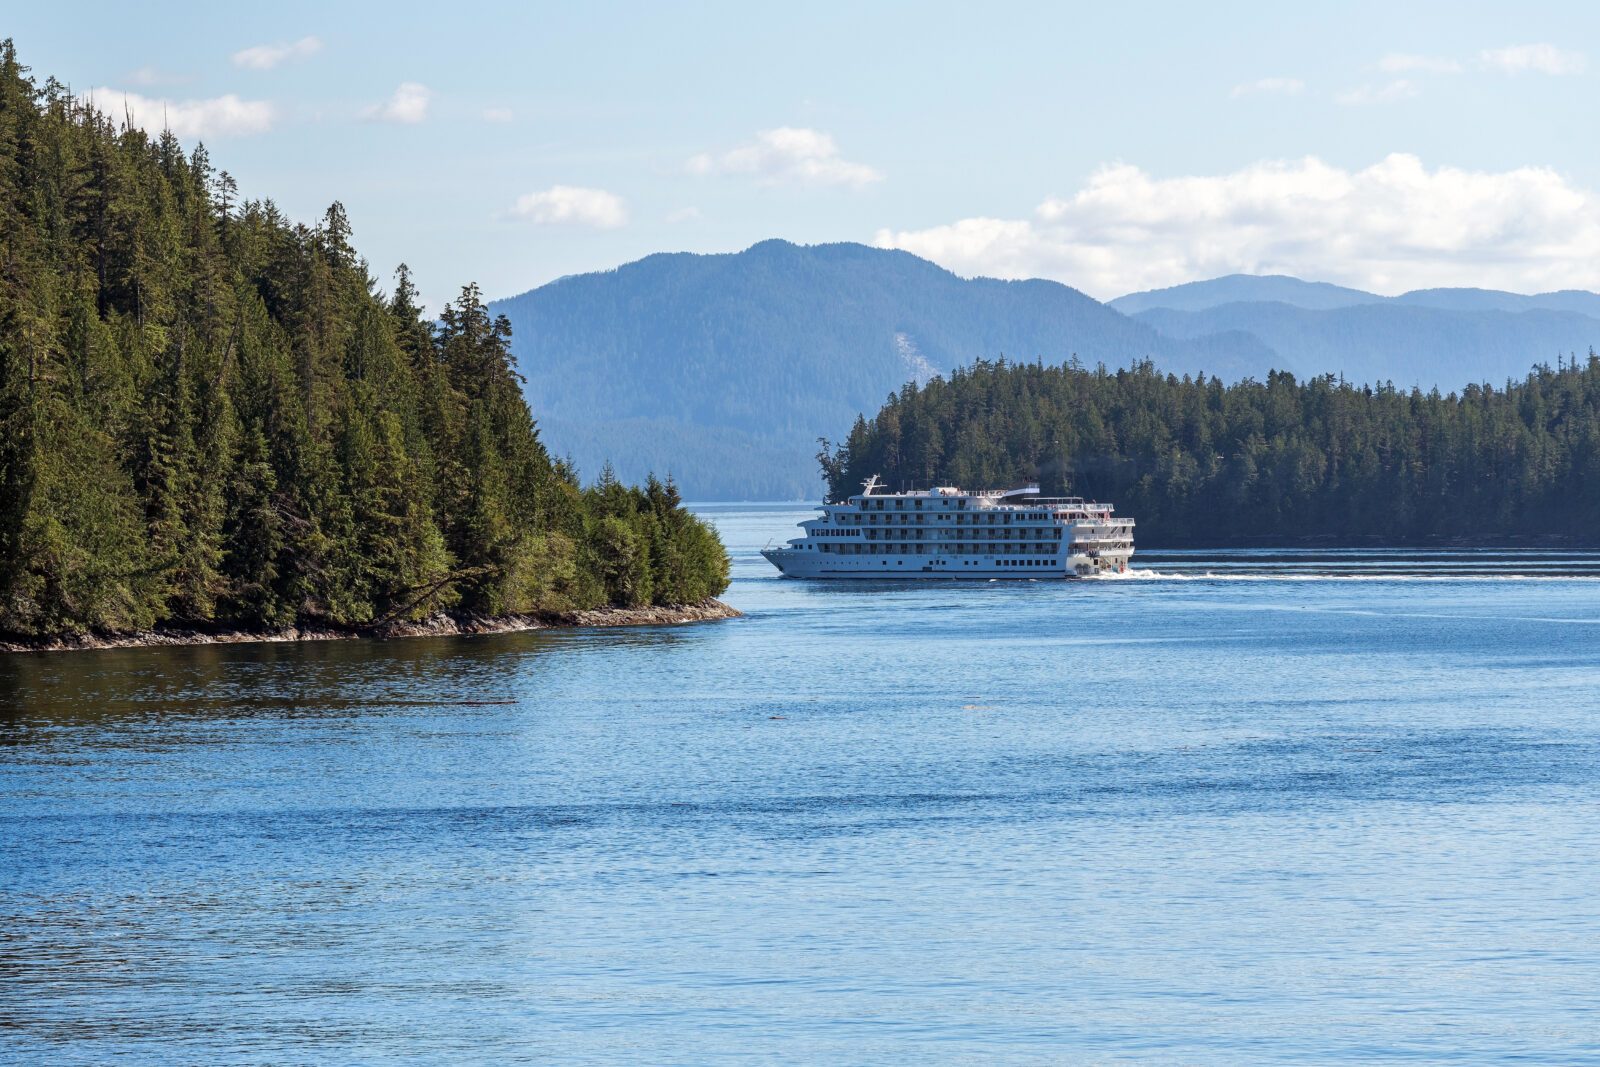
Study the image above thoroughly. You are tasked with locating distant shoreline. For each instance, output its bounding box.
[0,599,741,655]
[1134,534,1600,550]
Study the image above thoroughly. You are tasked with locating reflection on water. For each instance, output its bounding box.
[3,503,1600,1064]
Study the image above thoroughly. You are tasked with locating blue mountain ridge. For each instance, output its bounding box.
[490,240,1271,499]
[1109,274,1384,313]
[489,241,1600,499]
[1112,273,1600,317]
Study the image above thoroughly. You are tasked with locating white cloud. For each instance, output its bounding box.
[510,185,627,228]
[1335,78,1419,105]
[688,127,882,187]
[127,65,188,87]
[231,36,322,71]
[482,107,514,123]
[666,206,702,223]
[1379,53,1462,74]
[872,154,1600,298]
[364,82,431,124]
[1479,43,1585,75]
[1230,77,1304,98]
[79,87,275,137]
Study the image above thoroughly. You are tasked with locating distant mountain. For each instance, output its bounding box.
[1109,274,1384,313]
[490,240,1271,499]
[1114,274,1600,318]
[1133,302,1600,388]
[1390,288,1600,316]
[492,248,1600,500]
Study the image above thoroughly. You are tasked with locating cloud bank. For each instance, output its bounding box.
[1479,43,1585,75]
[689,127,882,187]
[80,87,275,137]
[872,154,1600,297]
[1339,43,1583,103]
[364,82,431,123]
[510,186,627,228]
[232,36,322,71]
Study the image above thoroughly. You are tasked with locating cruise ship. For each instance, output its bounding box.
[762,476,1135,579]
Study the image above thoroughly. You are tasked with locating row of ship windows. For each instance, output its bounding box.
[809,528,1063,540]
[825,531,1062,547]
[858,529,1061,541]
[814,544,1061,555]
[853,499,1054,520]
[836,512,1047,526]
[843,558,1063,569]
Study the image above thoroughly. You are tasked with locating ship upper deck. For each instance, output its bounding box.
[835,481,1122,517]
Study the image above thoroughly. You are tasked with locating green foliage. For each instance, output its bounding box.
[0,42,728,636]
[823,356,1600,545]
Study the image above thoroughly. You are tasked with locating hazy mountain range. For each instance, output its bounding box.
[489,243,1600,499]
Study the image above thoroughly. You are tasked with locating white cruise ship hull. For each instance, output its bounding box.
[761,480,1135,581]
[761,546,1129,579]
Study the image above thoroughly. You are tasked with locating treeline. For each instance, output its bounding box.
[0,41,726,637]
[819,356,1600,544]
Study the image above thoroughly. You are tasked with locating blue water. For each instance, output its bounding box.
[4,503,1600,1064]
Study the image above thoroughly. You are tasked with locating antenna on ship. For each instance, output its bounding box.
[863,474,881,496]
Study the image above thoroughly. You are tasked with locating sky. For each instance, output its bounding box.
[12,1,1600,307]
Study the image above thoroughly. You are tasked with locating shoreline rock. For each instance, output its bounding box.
[0,599,742,655]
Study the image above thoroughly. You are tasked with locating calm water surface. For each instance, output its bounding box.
[4,503,1600,1064]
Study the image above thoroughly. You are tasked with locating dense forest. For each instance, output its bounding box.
[0,41,727,638]
[818,357,1600,545]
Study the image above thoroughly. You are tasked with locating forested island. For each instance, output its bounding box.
[819,357,1600,545]
[0,42,729,647]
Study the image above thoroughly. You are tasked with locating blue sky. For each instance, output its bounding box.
[13,1,1600,305]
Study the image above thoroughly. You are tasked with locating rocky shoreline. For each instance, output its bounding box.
[0,599,741,655]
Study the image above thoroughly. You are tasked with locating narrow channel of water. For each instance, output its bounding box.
[4,503,1599,1063]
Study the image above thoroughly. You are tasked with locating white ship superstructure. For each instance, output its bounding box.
[762,476,1135,579]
